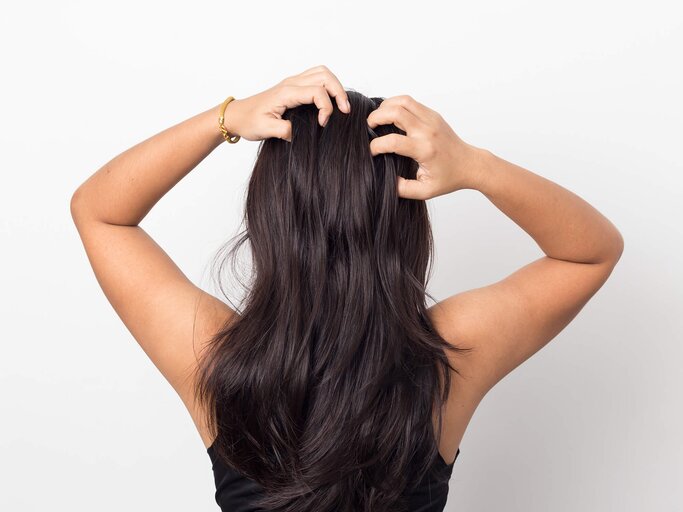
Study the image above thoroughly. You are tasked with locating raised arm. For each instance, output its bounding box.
[70,66,351,444]
[368,95,624,397]
[70,100,239,425]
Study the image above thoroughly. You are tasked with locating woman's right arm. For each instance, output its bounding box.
[368,95,624,397]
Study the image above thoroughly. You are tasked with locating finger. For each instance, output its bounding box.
[291,67,350,114]
[376,95,435,123]
[367,105,421,132]
[283,85,334,127]
[300,64,328,76]
[264,117,292,142]
[313,71,350,114]
[370,133,421,159]
[397,175,430,200]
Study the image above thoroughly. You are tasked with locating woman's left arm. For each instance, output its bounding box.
[70,65,350,441]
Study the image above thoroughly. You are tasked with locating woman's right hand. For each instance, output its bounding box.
[367,95,488,200]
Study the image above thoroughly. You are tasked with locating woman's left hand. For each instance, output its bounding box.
[220,65,351,142]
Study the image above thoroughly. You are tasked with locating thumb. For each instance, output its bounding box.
[397,176,429,200]
[264,118,292,141]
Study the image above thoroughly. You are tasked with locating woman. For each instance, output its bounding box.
[70,65,624,512]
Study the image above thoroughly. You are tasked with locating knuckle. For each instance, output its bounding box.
[310,70,327,84]
[384,105,400,119]
[428,112,443,125]
[422,141,436,158]
[398,94,414,105]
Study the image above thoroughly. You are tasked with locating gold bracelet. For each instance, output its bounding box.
[218,96,241,144]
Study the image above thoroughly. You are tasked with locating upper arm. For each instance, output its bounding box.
[429,252,623,397]
[71,206,236,423]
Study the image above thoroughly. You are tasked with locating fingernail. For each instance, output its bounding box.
[344,99,351,113]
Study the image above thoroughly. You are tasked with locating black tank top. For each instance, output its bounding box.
[207,442,460,512]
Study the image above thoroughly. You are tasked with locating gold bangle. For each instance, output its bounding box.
[218,96,241,144]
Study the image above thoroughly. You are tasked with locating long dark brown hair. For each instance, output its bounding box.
[194,90,470,512]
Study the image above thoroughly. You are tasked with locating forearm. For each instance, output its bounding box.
[470,148,624,265]
[71,101,228,225]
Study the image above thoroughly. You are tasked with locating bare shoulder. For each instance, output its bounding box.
[428,255,622,399]
[425,254,621,458]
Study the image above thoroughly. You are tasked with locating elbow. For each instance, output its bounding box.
[616,232,625,257]
[70,186,87,224]
[614,228,625,257]
[606,230,625,266]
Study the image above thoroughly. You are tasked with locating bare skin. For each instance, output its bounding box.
[368,94,624,462]
[70,65,624,467]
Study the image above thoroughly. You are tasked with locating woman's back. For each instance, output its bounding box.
[194,295,485,512]
[207,440,460,512]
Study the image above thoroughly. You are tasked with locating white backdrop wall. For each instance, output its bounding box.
[1,1,681,510]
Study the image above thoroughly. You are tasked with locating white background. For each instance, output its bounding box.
[1,1,681,510]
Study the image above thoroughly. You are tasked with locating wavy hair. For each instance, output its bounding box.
[194,90,470,512]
